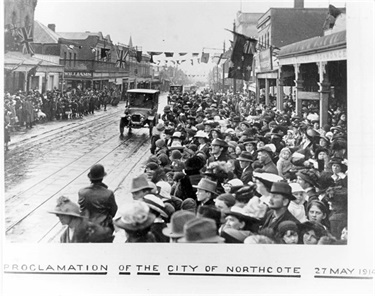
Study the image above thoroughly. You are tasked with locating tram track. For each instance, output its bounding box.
[6,107,124,156]
[4,109,126,194]
[5,131,149,236]
[4,93,167,243]
[37,136,151,243]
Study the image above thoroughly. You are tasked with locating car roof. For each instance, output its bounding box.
[127,89,160,94]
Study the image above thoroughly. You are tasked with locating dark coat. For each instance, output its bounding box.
[78,182,118,231]
[240,165,253,185]
[261,208,301,233]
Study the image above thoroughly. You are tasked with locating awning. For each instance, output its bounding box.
[278,30,346,58]
[4,51,64,73]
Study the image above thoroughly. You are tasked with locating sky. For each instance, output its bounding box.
[35,0,348,52]
[34,0,348,75]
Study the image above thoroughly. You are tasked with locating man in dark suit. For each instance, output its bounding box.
[78,164,118,240]
[236,151,253,185]
[260,182,300,233]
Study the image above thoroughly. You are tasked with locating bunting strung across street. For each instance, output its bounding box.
[227,30,257,81]
[147,51,163,63]
[201,52,209,63]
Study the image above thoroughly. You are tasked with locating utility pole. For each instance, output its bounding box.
[222,40,225,93]
[233,19,236,95]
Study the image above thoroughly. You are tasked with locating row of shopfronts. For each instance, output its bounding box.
[254,29,346,127]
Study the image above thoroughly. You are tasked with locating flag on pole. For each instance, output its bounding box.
[18,26,35,55]
[228,30,257,81]
[201,52,209,63]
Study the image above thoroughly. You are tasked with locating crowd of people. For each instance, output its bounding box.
[3,87,121,151]
[48,88,348,244]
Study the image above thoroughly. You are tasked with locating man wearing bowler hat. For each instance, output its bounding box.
[207,138,229,165]
[237,151,254,184]
[78,164,118,237]
[193,178,218,207]
[260,182,300,232]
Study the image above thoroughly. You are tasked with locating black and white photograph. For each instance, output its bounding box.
[1,0,374,295]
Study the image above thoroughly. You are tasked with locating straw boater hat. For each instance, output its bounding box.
[143,194,168,218]
[162,210,196,238]
[178,217,225,243]
[113,201,155,231]
[48,196,84,218]
[194,130,209,139]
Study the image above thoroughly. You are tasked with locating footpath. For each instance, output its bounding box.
[8,102,125,148]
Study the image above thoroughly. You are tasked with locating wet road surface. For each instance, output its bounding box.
[4,93,168,243]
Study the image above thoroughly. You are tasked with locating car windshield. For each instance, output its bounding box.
[128,93,155,108]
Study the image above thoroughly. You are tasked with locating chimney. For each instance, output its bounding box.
[294,0,304,9]
[48,24,56,32]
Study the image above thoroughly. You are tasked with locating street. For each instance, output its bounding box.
[4,92,168,243]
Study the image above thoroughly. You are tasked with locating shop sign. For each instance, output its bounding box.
[259,48,273,72]
[65,71,92,78]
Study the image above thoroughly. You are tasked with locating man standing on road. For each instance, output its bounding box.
[78,164,118,241]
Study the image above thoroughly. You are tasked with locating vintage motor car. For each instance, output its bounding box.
[167,85,183,104]
[120,89,160,136]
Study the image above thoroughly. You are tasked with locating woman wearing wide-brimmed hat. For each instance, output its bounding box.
[49,196,113,243]
[113,201,156,243]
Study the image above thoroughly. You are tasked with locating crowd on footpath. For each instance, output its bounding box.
[48,87,348,244]
[3,87,122,151]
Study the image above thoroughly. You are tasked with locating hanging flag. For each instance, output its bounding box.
[136,49,142,62]
[18,26,35,55]
[227,30,257,81]
[201,52,209,63]
[116,46,128,68]
[165,52,174,57]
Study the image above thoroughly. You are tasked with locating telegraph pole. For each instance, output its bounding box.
[222,40,225,93]
[233,19,236,94]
